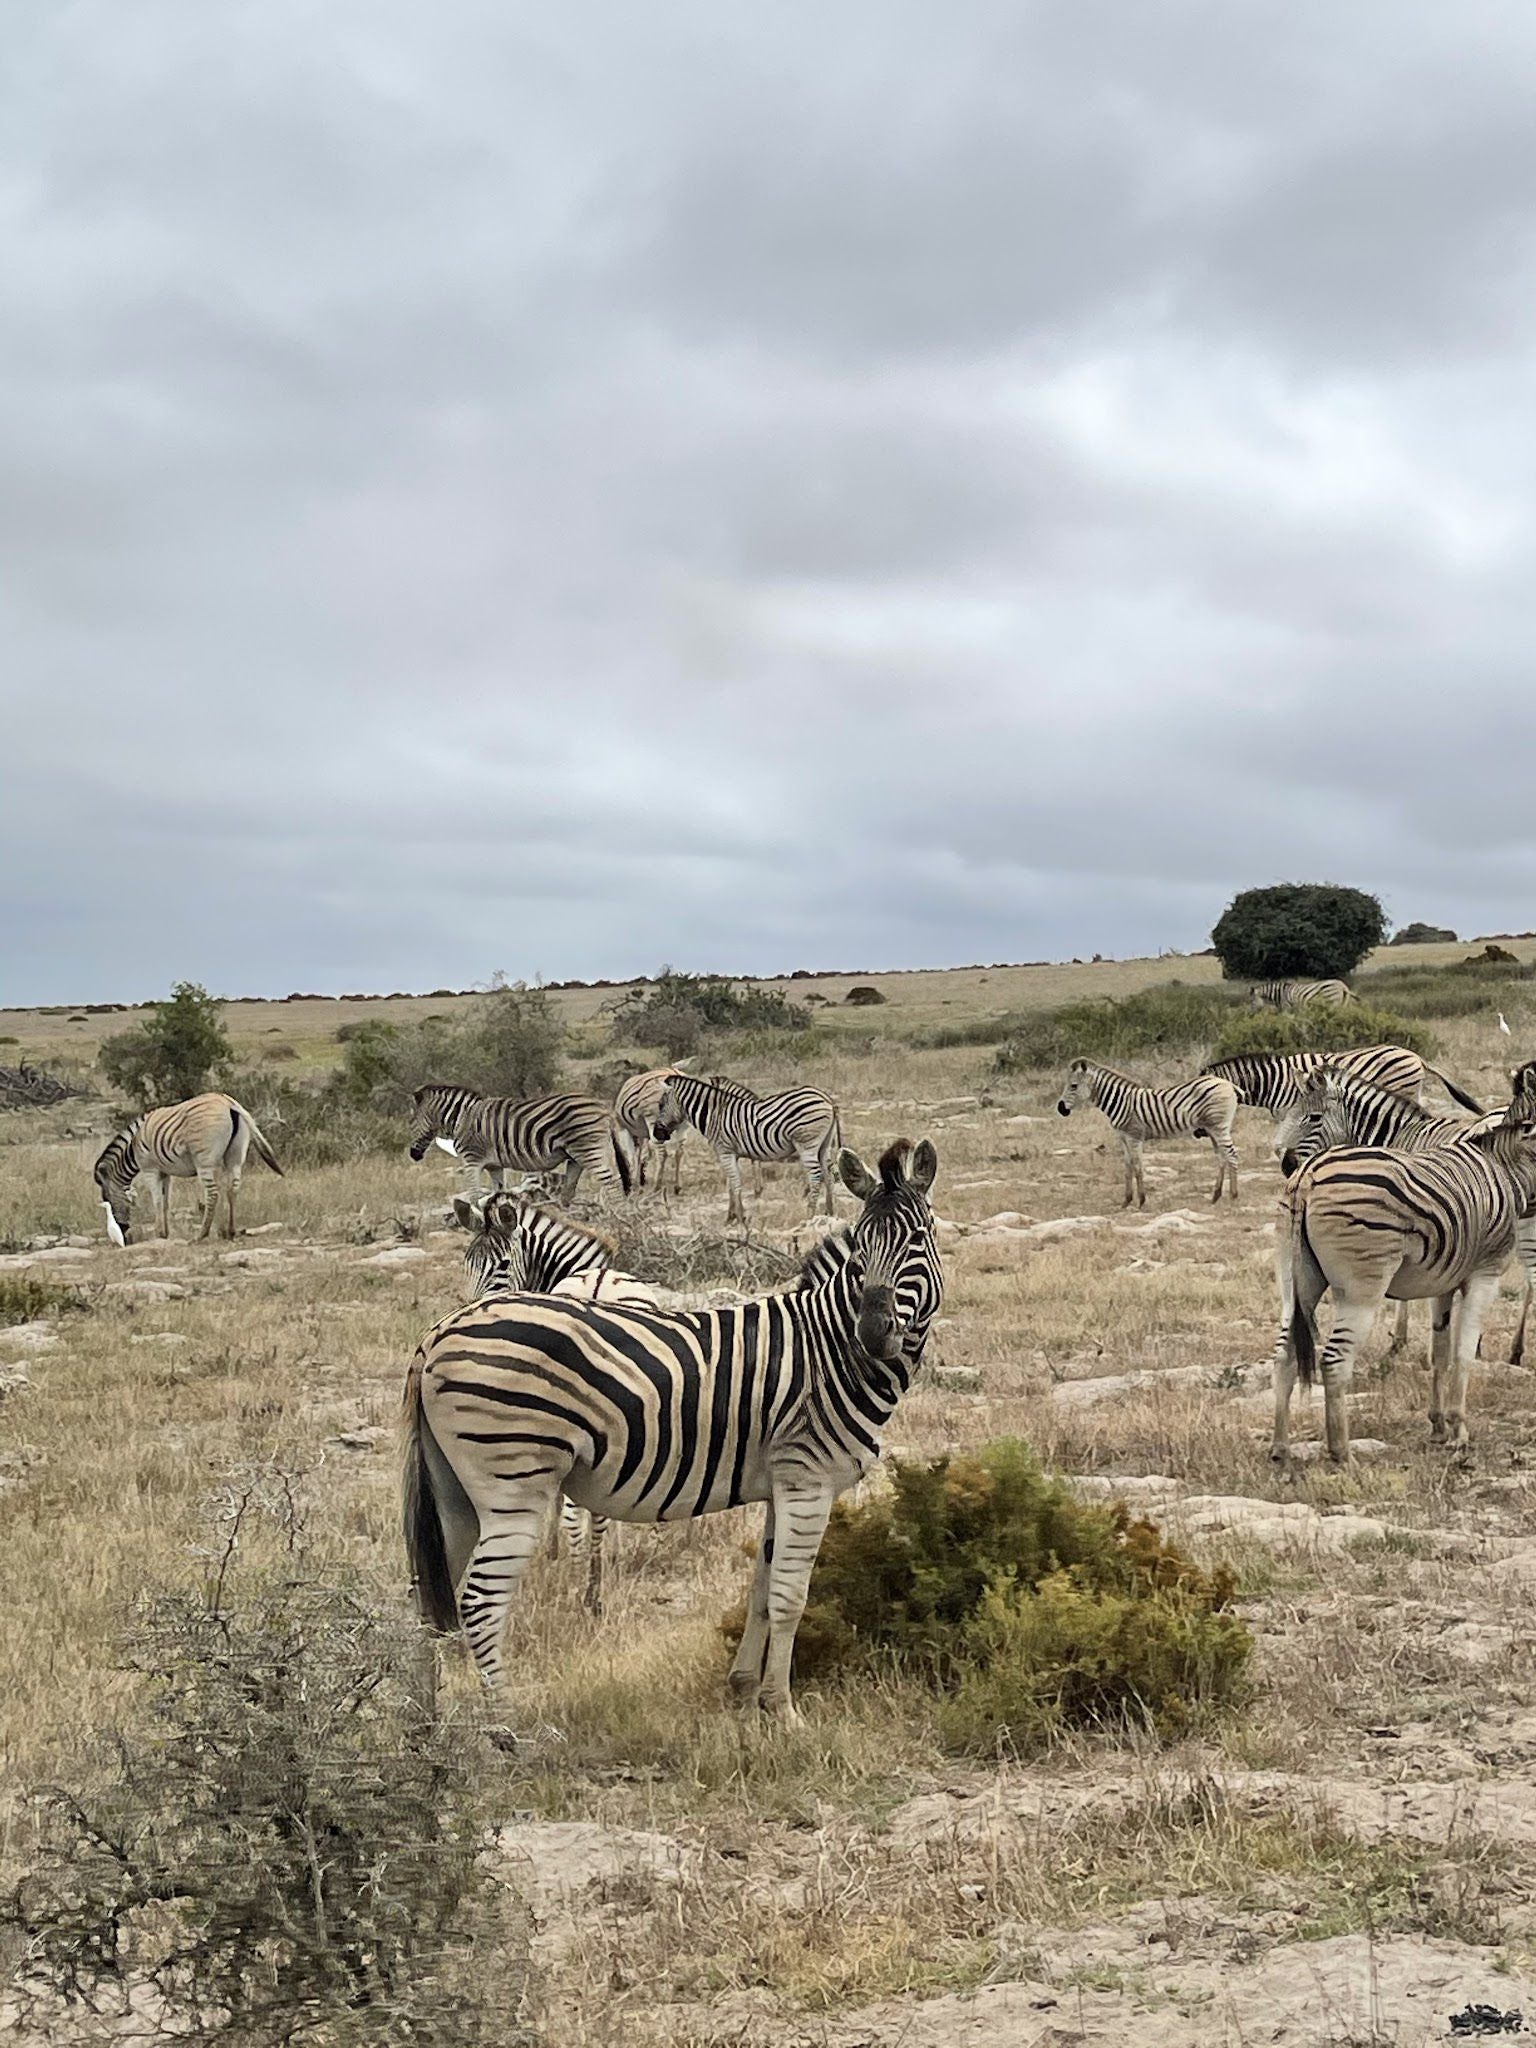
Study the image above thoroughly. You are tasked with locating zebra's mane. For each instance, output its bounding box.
[795,1226,855,1291]
[470,1192,617,1262]
[94,1125,140,1176]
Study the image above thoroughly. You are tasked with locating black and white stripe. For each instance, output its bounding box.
[1272,1110,1536,1462]
[1203,1045,1483,1118]
[613,1066,686,1195]
[403,1139,944,1719]
[409,1085,631,1200]
[93,1092,283,1245]
[1250,979,1356,1011]
[1056,1059,1240,1207]
[652,1072,841,1224]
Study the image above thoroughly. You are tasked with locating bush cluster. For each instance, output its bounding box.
[1210,1002,1436,1062]
[730,1442,1251,1755]
[990,983,1245,1073]
[1355,959,1536,1021]
[0,1273,89,1325]
[610,970,811,1058]
[2,1474,532,2046]
[229,983,567,1167]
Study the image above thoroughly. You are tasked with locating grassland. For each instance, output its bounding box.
[5,946,1536,2045]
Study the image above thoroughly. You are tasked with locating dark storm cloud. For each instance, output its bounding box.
[7,0,1536,1003]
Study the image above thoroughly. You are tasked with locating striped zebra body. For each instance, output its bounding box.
[1251,979,1355,1011]
[614,1067,686,1195]
[653,1072,841,1225]
[409,1085,630,1201]
[1203,1046,1483,1118]
[1272,1112,1536,1462]
[404,1140,943,1718]
[93,1092,283,1244]
[1056,1060,1240,1207]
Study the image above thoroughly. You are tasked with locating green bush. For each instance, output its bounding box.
[610,969,810,1056]
[1211,882,1386,982]
[728,1442,1250,1755]
[224,1067,400,1167]
[1210,1002,1436,1062]
[0,1273,88,1325]
[334,983,565,1114]
[98,982,232,1109]
[991,983,1245,1074]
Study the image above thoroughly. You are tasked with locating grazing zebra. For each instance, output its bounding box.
[1250,979,1356,1011]
[94,1092,283,1245]
[1203,1045,1483,1117]
[408,1085,631,1200]
[652,1072,841,1225]
[1056,1060,1240,1207]
[613,1067,687,1196]
[404,1138,943,1718]
[451,1190,657,1614]
[1271,1110,1536,1462]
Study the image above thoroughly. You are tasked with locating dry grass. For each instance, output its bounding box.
[4,952,1536,2043]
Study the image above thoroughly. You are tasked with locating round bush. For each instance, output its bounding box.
[1212,883,1386,982]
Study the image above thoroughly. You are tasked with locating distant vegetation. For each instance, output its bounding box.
[1210,1002,1436,1062]
[745,1442,1251,1756]
[609,968,813,1059]
[1356,955,1536,1020]
[1391,921,1457,945]
[1212,882,1387,982]
[986,983,1246,1073]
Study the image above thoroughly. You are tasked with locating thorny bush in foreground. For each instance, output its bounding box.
[3,1468,535,2047]
[725,1441,1251,1756]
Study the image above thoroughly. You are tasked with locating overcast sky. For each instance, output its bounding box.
[7,2,1536,1003]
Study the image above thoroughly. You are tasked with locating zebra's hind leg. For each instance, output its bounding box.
[721,1151,747,1227]
[1435,1268,1501,1450]
[223,1167,242,1239]
[195,1170,219,1240]
[458,1484,561,1693]
[1118,1134,1144,1208]
[1382,1298,1413,1363]
[729,1505,775,1706]
[1511,1218,1535,1366]
[1317,1295,1375,1464]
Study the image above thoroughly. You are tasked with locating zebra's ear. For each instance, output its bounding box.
[910,1140,938,1194]
[450,1196,479,1231]
[838,1148,879,1201]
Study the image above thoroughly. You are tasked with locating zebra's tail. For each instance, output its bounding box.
[1427,1065,1484,1116]
[402,1356,460,1635]
[245,1112,284,1176]
[610,1125,633,1196]
[1290,1205,1324,1388]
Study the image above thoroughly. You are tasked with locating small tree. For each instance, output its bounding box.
[99,982,232,1109]
[1211,884,1386,983]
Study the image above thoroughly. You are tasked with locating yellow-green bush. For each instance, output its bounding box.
[1210,1001,1435,1063]
[726,1443,1251,1754]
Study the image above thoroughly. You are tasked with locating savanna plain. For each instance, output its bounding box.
[7,943,1536,2046]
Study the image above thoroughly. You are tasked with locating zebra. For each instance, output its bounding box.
[1055,1060,1240,1207]
[1203,1045,1483,1118]
[652,1072,841,1225]
[403,1138,943,1719]
[1250,979,1356,1011]
[1271,1109,1536,1463]
[408,1085,631,1201]
[450,1189,654,1614]
[94,1092,283,1245]
[613,1067,687,1196]
[1271,1064,1501,1359]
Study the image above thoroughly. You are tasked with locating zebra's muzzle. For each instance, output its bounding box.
[1056,1100,1071,1117]
[856,1289,905,1362]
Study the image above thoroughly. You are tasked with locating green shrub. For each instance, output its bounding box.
[611,969,810,1055]
[98,982,232,1109]
[991,983,1245,1074]
[334,983,564,1114]
[1210,1002,1436,1062]
[224,1068,400,1167]
[728,1442,1250,1755]
[1211,882,1386,982]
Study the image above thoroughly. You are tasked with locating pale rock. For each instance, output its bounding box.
[129,1332,189,1348]
[0,1321,59,1351]
[362,1245,429,1268]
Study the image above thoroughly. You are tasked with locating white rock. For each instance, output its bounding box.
[362,1245,429,1267]
[0,1321,59,1351]
[129,1332,189,1348]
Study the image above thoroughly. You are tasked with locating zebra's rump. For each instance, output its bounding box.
[1289,1144,1521,1290]
[457,1093,617,1170]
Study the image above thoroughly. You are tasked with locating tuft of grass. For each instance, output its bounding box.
[0,1273,89,1325]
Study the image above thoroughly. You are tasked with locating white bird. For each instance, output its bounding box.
[1499,1012,1513,1036]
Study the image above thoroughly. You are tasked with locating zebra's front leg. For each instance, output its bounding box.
[1270,1233,1299,1461]
[223,1168,242,1240]
[758,1481,836,1721]
[1438,1270,1500,1450]
[151,1174,170,1240]
[1512,1219,1535,1366]
[729,1505,775,1706]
